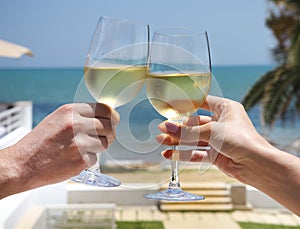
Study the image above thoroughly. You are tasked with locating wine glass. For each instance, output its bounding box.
[144,29,212,201]
[71,16,150,187]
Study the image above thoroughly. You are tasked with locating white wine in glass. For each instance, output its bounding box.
[146,71,211,120]
[145,29,212,201]
[84,65,146,108]
[71,16,149,187]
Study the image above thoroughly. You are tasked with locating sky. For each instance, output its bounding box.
[0,0,275,68]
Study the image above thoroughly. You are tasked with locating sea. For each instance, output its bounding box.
[0,65,299,164]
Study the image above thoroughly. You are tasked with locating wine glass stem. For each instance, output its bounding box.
[169,145,181,189]
[89,153,101,173]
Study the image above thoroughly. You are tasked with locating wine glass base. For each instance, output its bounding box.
[144,188,205,201]
[70,169,121,187]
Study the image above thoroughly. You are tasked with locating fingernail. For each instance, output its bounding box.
[161,150,172,159]
[165,122,179,133]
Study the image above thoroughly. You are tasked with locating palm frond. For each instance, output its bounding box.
[243,0,300,127]
[293,70,300,115]
[263,66,299,125]
[288,25,300,67]
[242,68,280,111]
[296,91,300,115]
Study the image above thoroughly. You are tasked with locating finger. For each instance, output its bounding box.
[199,96,229,121]
[101,132,116,145]
[77,103,120,124]
[184,115,212,126]
[161,149,211,163]
[201,95,225,111]
[87,117,115,136]
[156,133,179,145]
[94,103,120,125]
[202,96,242,122]
[91,135,111,149]
[156,133,209,147]
[91,120,116,145]
[178,141,210,147]
[182,123,212,143]
[158,121,213,143]
[75,134,109,154]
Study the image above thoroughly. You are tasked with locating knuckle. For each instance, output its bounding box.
[225,99,244,111]
[95,119,105,132]
[97,142,107,152]
[58,103,75,114]
[101,140,109,149]
[73,136,86,152]
[107,133,116,145]
[180,126,198,142]
[57,104,78,131]
[202,122,213,141]
[70,118,84,134]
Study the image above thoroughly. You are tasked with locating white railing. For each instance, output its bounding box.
[0,106,22,134]
[15,203,117,229]
[0,101,32,149]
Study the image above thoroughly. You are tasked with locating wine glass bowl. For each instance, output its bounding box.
[71,16,149,187]
[144,29,212,201]
[84,64,146,108]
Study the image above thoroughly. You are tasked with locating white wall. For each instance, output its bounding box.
[246,185,288,211]
[0,182,67,229]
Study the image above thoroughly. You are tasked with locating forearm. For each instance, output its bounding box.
[242,143,300,216]
[0,139,42,199]
[0,145,25,199]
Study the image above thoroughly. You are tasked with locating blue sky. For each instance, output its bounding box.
[0,0,275,68]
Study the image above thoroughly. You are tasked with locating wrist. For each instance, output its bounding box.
[245,145,300,215]
[234,134,280,186]
[0,145,23,199]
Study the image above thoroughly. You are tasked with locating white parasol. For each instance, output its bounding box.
[0,39,33,59]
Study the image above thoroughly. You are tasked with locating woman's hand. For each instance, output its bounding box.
[157,96,269,180]
[156,96,300,215]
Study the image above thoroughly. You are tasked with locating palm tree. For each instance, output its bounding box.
[242,0,300,127]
